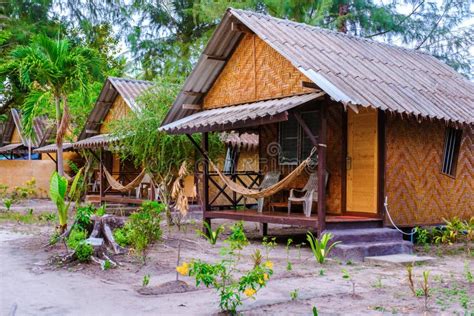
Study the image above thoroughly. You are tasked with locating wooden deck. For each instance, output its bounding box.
[85,194,145,205]
[204,209,382,229]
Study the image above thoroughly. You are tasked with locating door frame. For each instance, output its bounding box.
[341,108,385,218]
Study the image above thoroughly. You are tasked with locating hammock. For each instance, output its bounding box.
[104,168,146,193]
[209,147,317,199]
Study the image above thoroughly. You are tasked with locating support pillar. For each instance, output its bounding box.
[317,103,328,235]
[202,132,210,234]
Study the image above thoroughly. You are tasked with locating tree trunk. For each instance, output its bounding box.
[55,96,64,176]
[338,4,349,33]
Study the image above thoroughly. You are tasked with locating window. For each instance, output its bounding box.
[441,127,462,177]
[279,111,319,165]
[223,146,239,174]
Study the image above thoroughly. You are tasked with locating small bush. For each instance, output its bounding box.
[67,228,88,249]
[113,201,164,261]
[75,204,95,230]
[75,242,93,262]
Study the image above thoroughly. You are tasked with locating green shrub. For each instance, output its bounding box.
[67,228,88,249]
[75,242,93,262]
[113,201,164,261]
[75,204,95,230]
[113,227,131,247]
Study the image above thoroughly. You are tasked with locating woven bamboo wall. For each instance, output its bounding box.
[385,116,474,226]
[258,104,343,213]
[100,95,130,134]
[203,34,313,109]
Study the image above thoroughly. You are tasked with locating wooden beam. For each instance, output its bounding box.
[294,112,318,146]
[301,81,319,90]
[231,22,252,34]
[182,104,201,110]
[205,54,227,61]
[317,103,328,235]
[183,91,203,97]
[99,148,105,204]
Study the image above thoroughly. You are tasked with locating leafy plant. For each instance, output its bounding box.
[197,221,224,245]
[465,261,473,283]
[3,198,13,212]
[286,238,293,271]
[262,236,277,260]
[312,306,319,316]
[103,259,112,270]
[251,249,263,268]
[114,201,163,262]
[95,204,106,216]
[414,227,431,245]
[225,221,249,251]
[182,223,273,314]
[74,204,95,230]
[290,289,299,300]
[67,228,88,249]
[342,269,356,296]
[142,274,150,287]
[75,242,93,262]
[49,169,83,233]
[306,232,341,264]
[319,269,325,276]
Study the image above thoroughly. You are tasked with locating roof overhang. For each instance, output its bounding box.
[0,143,26,153]
[73,134,119,150]
[159,92,324,134]
[33,143,74,153]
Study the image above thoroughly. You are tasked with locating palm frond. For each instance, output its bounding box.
[21,89,53,137]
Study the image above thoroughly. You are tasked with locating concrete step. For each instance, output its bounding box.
[325,228,403,244]
[331,240,413,262]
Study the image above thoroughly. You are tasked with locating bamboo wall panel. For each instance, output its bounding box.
[385,116,473,226]
[100,95,130,134]
[203,34,313,109]
[11,126,21,143]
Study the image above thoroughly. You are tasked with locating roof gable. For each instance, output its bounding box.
[162,8,474,126]
[78,77,154,140]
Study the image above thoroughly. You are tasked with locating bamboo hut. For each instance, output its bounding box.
[160,9,474,241]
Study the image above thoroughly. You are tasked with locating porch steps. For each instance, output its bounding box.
[326,228,413,261]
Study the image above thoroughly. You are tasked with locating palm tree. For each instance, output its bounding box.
[1,34,103,175]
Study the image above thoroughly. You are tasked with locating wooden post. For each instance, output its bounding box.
[317,103,328,235]
[99,148,105,204]
[341,109,348,213]
[202,132,210,233]
[377,110,386,219]
[260,223,268,237]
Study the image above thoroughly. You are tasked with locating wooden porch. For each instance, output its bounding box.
[205,209,382,230]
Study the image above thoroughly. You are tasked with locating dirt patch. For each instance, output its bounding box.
[137,280,197,295]
[0,217,472,315]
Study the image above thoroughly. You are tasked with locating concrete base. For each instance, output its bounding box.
[365,254,435,266]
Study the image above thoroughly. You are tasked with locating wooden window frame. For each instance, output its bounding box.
[278,111,319,165]
[441,127,462,178]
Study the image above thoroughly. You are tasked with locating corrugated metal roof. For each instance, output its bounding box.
[160,93,324,134]
[221,132,259,150]
[10,109,53,147]
[73,134,119,149]
[0,143,24,153]
[33,143,74,153]
[78,77,154,140]
[162,8,474,126]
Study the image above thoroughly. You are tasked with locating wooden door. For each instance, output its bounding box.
[346,108,378,213]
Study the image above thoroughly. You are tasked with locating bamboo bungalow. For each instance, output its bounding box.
[160,9,474,243]
[0,109,59,197]
[74,77,156,204]
[0,109,54,159]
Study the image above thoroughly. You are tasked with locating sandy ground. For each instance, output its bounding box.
[0,209,472,315]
